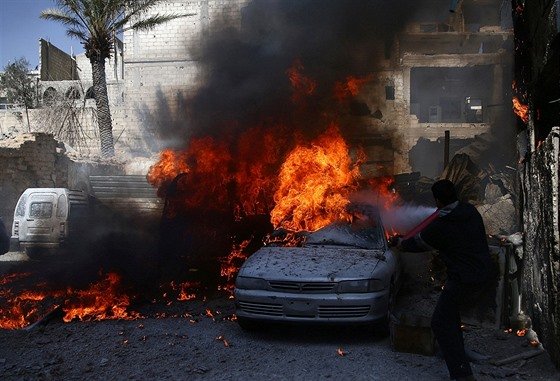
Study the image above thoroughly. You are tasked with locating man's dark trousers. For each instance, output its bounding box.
[431,279,487,379]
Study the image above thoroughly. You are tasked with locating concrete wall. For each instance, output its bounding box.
[118,0,250,156]
[39,39,78,81]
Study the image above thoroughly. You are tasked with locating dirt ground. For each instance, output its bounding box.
[0,296,559,381]
[1,252,559,380]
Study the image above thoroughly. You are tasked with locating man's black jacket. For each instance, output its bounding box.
[401,202,494,283]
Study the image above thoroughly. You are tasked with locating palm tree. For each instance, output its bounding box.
[41,0,187,157]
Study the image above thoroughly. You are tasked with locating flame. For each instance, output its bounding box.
[287,59,317,103]
[62,273,140,322]
[512,97,529,123]
[166,281,199,301]
[368,176,400,211]
[147,149,191,191]
[0,290,54,330]
[232,126,296,218]
[334,75,373,102]
[220,239,251,293]
[0,272,139,329]
[147,137,233,215]
[516,329,527,337]
[270,124,361,232]
[337,347,347,357]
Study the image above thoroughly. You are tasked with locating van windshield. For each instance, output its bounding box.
[29,202,53,219]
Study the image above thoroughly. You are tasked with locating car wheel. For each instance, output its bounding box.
[374,281,396,337]
[24,247,48,260]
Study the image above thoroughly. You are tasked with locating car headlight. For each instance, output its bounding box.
[235,276,269,290]
[338,279,385,293]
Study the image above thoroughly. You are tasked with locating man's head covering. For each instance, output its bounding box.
[431,179,458,205]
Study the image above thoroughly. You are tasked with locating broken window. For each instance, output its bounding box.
[385,85,395,100]
[410,66,493,123]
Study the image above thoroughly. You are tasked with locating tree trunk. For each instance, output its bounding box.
[90,57,115,157]
[24,104,30,132]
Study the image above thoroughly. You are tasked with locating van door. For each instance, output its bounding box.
[20,192,58,244]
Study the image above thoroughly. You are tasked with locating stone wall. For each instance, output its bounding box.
[521,127,560,367]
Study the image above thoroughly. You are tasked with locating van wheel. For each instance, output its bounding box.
[25,247,47,260]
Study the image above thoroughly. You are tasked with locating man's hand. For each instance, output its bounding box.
[388,235,403,248]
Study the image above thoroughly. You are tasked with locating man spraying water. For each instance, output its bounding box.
[398,179,496,381]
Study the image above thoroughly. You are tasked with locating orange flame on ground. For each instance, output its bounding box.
[270,124,361,232]
[0,272,140,329]
[62,273,140,323]
[165,281,199,301]
[512,97,529,123]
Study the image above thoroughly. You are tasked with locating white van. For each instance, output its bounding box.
[11,188,92,258]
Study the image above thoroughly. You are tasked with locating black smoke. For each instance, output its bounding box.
[161,0,430,144]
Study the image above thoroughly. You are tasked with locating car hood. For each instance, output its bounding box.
[238,245,386,281]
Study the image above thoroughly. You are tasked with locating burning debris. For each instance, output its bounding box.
[0,272,139,330]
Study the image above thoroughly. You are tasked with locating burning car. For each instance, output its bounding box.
[234,204,401,332]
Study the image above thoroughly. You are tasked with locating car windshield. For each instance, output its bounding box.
[305,216,386,250]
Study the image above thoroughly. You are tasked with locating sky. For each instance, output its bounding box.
[0,0,84,70]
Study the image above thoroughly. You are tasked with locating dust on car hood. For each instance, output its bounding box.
[238,245,385,281]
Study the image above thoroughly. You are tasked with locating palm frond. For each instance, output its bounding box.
[128,14,183,31]
[40,8,83,28]
[66,27,88,42]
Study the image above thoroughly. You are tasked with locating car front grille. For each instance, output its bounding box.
[318,305,371,318]
[268,281,336,293]
[237,301,283,316]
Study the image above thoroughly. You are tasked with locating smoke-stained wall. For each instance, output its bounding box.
[513,0,560,369]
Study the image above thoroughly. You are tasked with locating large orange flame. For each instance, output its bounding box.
[270,124,361,232]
